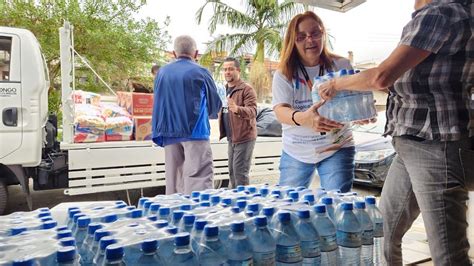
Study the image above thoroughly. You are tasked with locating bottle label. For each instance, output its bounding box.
[228,258,253,266]
[336,230,361,248]
[374,222,383,237]
[320,234,338,252]
[301,240,321,258]
[362,229,374,245]
[254,251,275,266]
[276,244,303,263]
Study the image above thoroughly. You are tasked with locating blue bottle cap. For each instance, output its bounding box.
[57,229,73,239]
[297,210,310,219]
[355,201,366,209]
[138,197,148,207]
[173,210,185,222]
[92,206,105,211]
[246,210,254,217]
[143,200,153,210]
[115,200,126,205]
[348,69,355,75]
[56,225,68,232]
[200,201,211,207]
[68,209,80,219]
[194,219,208,230]
[180,204,192,211]
[127,222,139,228]
[365,196,376,205]
[147,215,158,222]
[94,229,110,241]
[247,203,259,213]
[102,214,118,223]
[341,202,353,211]
[303,194,315,203]
[231,207,241,214]
[105,244,124,260]
[42,220,57,229]
[100,236,117,251]
[77,216,91,228]
[56,246,76,263]
[247,186,257,193]
[221,198,232,205]
[183,195,190,199]
[12,259,35,266]
[191,191,200,198]
[254,215,268,226]
[150,203,161,212]
[260,188,269,196]
[141,239,158,253]
[60,237,76,247]
[271,190,281,196]
[166,226,178,235]
[252,193,262,198]
[231,189,238,193]
[278,211,291,222]
[237,195,248,201]
[289,191,299,201]
[37,211,51,218]
[204,224,219,237]
[200,193,210,201]
[183,214,196,225]
[159,207,170,216]
[210,195,221,205]
[154,219,169,228]
[73,213,85,223]
[314,204,326,213]
[321,197,333,205]
[236,185,245,192]
[231,221,245,232]
[40,216,53,222]
[10,227,27,236]
[262,207,275,217]
[115,203,127,209]
[88,223,102,235]
[128,209,143,218]
[126,205,136,210]
[236,200,247,209]
[67,206,79,212]
[285,188,295,196]
[174,232,190,246]
[355,69,361,73]
[339,69,348,76]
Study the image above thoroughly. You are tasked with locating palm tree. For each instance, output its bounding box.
[196,0,304,63]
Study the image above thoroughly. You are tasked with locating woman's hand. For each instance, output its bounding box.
[301,101,344,132]
[318,79,338,100]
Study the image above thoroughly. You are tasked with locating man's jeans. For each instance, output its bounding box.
[228,140,256,188]
[380,136,471,265]
[278,146,355,192]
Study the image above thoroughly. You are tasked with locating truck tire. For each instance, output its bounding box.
[0,181,7,215]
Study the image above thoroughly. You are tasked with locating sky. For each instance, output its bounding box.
[139,0,415,64]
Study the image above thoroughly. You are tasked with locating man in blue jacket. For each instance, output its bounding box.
[152,35,222,195]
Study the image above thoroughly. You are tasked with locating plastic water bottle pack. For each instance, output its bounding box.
[0,184,384,265]
[312,69,377,122]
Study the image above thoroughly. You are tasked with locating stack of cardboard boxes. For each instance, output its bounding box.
[117,91,153,141]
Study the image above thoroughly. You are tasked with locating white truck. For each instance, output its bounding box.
[0,23,282,214]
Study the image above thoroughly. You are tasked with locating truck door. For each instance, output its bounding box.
[0,35,22,159]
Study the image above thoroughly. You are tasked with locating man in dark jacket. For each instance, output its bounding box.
[152,35,222,195]
[219,57,257,188]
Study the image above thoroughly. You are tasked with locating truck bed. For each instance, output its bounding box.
[60,137,282,195]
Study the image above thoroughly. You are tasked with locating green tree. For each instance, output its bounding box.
[196,0,304,63]
[0,0,170,92]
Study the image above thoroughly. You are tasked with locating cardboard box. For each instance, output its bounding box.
[117,92,154,116]
[133,116,152,141]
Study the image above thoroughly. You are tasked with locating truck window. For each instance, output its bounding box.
[0,36,12,81]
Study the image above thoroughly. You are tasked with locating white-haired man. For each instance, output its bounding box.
[152,35,222,195]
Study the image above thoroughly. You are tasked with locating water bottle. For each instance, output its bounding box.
[103,244,126,266]
[102,214,118,224]
[157,226,179,263]
[73,216,91,247]
[126,209,143,219]
[149,203,161,216]
[57,229,73,240]
[354,201,374,266]
[321,197,336,222]
[79,223,102,265]
[70,213,85,233]
[262,207,276,229]
[289,191,299,202]
[143,200,153,216]
[295,210,321,265]
[191,219,208,253]
[313,204,338,266]
[168,233,199,265]
[303,194,315,205]
[172,210,185,226]
[227,221,253,265]
[249,216,276,265]
[137,197,148,209]
[158,207,171,222]
[336,203,361,265]
[67,208,81,229]
[60,237,77,247]
[56,246,80,265]
[197,225,227,265]
[93,236,117,266]
[210,195,221,206]
[181,214,196,233]
[89,229,110,263]
[137,239,166,265]
[274,211,303,265]
[153,220,169,229]
[365,196,385,265]
[12,258,36,266]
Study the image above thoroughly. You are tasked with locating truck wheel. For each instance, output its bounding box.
[0,181,7,215]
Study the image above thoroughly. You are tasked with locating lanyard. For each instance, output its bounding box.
[299,64,324,91]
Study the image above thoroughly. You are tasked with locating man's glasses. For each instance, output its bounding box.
[296,31,323,42]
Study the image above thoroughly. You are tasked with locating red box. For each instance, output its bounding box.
[117,92,154,116]
[133,116,152,141]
